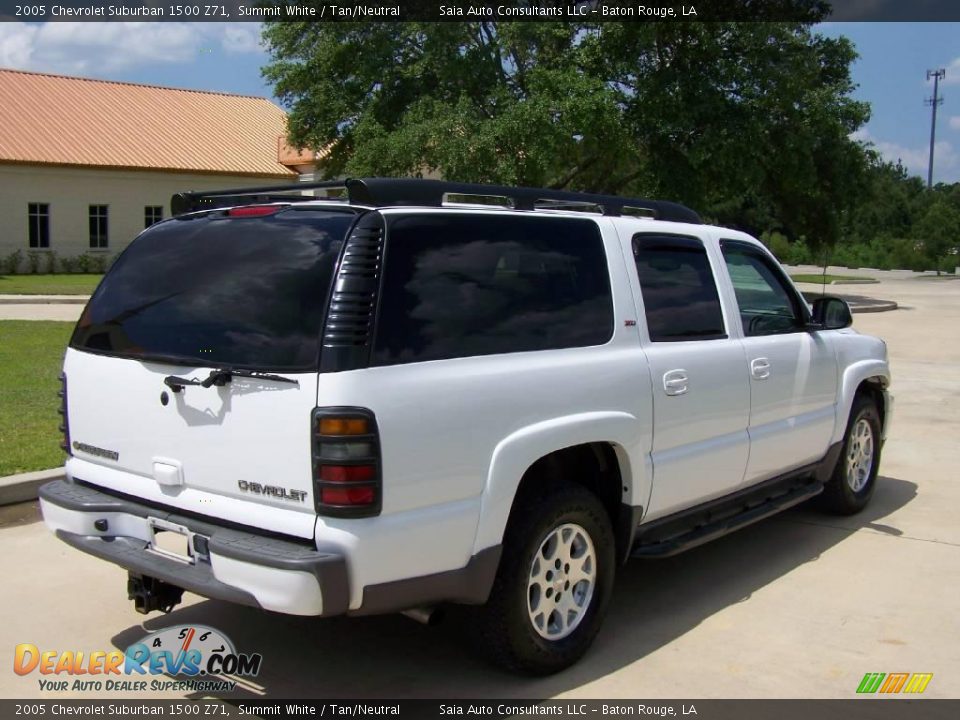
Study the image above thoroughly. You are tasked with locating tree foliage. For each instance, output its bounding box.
[262,10,871,250]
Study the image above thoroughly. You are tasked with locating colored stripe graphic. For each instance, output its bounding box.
[857,673,885,694]
[879,673,909,693]
[903,673,934,694]
[857,672,933,694]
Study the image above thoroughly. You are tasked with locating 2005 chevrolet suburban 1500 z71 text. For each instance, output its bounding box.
[40,178,891,674]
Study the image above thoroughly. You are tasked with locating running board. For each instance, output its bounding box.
[631,477,824,558]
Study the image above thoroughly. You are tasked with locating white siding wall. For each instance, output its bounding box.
[0,164,296,268]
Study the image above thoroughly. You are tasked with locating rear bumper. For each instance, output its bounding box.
[39,479,349,617]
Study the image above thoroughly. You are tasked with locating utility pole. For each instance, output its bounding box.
[926,68,945,189]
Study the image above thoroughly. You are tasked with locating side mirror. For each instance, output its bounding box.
[810,296,852,330]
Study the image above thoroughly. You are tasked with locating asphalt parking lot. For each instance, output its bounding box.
[1,272,957,700]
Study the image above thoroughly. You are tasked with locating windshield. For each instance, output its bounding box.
[70,207,357,371]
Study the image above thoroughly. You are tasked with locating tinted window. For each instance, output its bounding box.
[722,243,802,336]
[71,208,355,370]
[372,215,613,365]
[633,236,725,342]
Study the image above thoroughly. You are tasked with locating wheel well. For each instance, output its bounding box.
[857,378,887,429]
[509,443,629,561]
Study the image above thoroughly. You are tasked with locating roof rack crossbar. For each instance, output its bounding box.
[171,178,701,224]
[171,180,349,216]
[347,179,702,224]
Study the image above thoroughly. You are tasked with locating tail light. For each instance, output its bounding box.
[312,408,381,517]
[58,372,71,455]
[225,205,286,217]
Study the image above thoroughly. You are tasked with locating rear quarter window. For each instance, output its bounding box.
[372,214,614,365]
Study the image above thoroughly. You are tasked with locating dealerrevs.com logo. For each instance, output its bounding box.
[14,625,261,693]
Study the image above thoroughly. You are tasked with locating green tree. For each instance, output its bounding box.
[914,199,960,273]
[263,8,870,250]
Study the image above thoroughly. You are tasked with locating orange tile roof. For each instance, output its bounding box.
[0,68,302,178]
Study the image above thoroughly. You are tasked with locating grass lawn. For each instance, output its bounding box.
[0,321,74,476]
[0,274,102,295]
[790,273,877,284]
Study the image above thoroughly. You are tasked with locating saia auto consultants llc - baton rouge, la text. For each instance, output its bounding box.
[440,4,699,17]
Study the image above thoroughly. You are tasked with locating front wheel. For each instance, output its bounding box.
[471,483,615,675]
[821,394,882,515]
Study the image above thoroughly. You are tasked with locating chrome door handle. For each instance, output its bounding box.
[663,369,689,396]
[750,357,771,380]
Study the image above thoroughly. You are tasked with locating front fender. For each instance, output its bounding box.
[833,359,891,444]
[471,411,649,554]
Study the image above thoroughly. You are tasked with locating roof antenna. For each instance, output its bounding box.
[820,246,829,296]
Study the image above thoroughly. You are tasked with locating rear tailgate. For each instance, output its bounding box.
[63,350,319,537]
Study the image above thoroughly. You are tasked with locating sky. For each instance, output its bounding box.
[0,21,958,183]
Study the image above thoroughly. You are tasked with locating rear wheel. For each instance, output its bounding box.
[821,394,882,515]
[472,483,615,675]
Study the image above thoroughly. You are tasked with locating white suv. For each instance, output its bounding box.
[40,178,891,674]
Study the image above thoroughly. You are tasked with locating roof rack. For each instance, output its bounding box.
[170,178,702,224]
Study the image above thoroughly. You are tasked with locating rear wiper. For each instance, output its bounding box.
[163,368,299,393]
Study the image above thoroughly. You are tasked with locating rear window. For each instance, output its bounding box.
[372,214,613,365]
[70,208,355,370]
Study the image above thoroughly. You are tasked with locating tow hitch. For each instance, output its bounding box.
[127,573,183,614]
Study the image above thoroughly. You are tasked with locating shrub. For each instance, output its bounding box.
[26,251,42,274]
[89,253,109,273]
[1,249,23,274]
[760,231,815,266]
[75,253,92,273]
[45,251,58,274]
[59,255,78,274]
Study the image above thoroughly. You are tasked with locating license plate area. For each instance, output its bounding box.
[147,517,196,565]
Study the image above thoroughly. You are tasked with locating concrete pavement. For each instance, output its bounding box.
[0,303,83,321]
[0,295,89,304]
[1,273,958,699]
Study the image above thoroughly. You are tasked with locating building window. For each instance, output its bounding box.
[89,205,109,248]
[28,203,50,249]
[145,206,163,228]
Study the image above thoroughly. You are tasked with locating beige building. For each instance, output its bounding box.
[0,68,314,270]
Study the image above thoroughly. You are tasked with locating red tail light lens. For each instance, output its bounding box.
[226,205,285,217]
[312,408,381,517]
[320,486,376,506]
[319,465,376,483]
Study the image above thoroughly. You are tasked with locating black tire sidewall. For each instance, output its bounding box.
[833,397,882,511]
[486,485,616,674]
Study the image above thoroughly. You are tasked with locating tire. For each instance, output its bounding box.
[471,482,615,675]
[821,394,882,515]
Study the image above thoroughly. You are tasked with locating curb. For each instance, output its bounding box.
[0,467,62,506]
[0,296,89,305]
[799,290,898,314]
[850,301,898,314]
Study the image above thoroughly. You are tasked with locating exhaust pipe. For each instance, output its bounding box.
[401,606,443,626]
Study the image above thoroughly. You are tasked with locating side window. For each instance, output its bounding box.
[721,242,803,336]
[633,235,725,342]
[372,215,614,365]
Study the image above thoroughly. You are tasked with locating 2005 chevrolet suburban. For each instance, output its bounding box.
[40,178,891,674]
